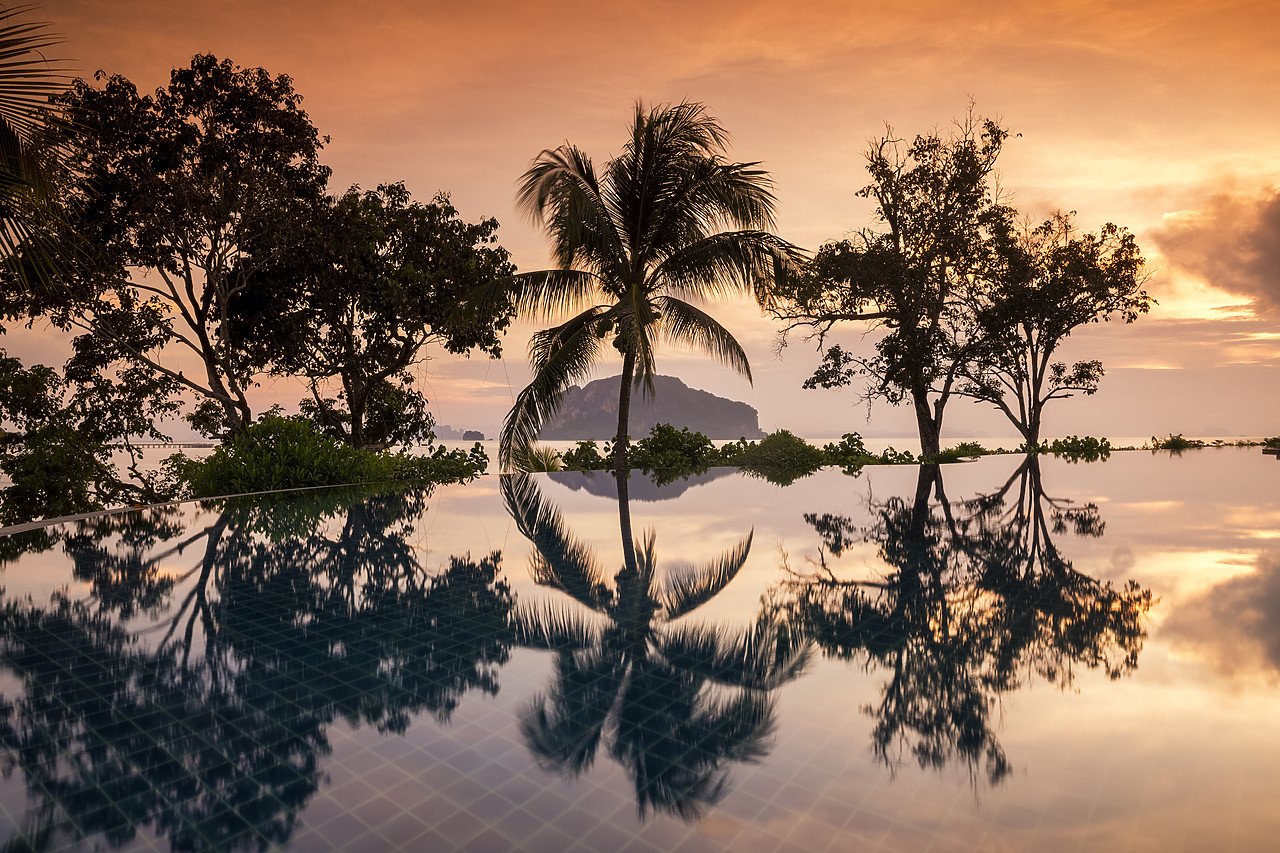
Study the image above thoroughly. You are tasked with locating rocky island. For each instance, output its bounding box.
[539,375,766,440]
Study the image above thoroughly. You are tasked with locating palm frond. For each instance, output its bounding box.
[501,474,613,613]
[499,306,609,472]
[505,268,604,322]
[516,143,626,273]
[656,230,806,300]
[0,6,71,287]
[652,295,752,382]
[660,531,753,620]
[0,6,69,143]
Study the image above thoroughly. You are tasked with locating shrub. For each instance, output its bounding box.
[922,441,989,464]
[171,416,488,498]
[1045,435,1112,461]
[630,424,719,473]
[560,440,610,471]
[727,430,825,485]
[1263,436,1280,449]
[822,433,877,467]
[1150,434,1205,452]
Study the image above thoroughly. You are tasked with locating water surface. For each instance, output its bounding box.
[0,449,1276,851]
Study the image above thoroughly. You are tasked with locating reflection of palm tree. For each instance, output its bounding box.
[785,461,1151,786]
[499,101,800,474]
[504,473,808,819]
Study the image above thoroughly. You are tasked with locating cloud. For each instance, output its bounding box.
[1150,187,1280,317]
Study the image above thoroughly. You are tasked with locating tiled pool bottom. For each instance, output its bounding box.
[1,451,1279,851]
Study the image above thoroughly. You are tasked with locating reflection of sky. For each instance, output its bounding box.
[4,449,1280,849]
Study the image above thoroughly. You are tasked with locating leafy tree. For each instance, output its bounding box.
[500,100,801,475]
[11,54,331,436]
[958,212,1152,446]
[242,182,515,448]
[763,111,1011,457]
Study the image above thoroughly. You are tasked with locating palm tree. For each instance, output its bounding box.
[500,100,801,475]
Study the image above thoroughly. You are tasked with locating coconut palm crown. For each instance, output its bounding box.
[500,100,802,472]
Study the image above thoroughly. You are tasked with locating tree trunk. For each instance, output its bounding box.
[347,376,367,450]
[912,391,941,458]
[1023,409,1041,449]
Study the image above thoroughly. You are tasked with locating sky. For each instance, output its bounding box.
[14,0,1280,441]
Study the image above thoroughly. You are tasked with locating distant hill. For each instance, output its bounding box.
[539,375,765,440]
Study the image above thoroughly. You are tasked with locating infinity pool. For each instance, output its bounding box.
[0,449,1276,851]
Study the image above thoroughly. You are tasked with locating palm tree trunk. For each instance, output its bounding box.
[615,349,639,575]
[614,350,635,476]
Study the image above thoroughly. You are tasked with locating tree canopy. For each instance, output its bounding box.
[762,112,1013,457]
[11,54,331,436]
[240,182,516,449]
[959,212,1152,446]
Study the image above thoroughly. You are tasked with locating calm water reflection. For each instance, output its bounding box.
[0,450,1276,850]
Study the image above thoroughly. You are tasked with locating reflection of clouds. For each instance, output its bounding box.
[1161,550,1280,680]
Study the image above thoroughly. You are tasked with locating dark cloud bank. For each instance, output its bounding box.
[1152,187,1280,316]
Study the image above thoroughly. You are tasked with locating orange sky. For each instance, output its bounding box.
[20,0,1280,440]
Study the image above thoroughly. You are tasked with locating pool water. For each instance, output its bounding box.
[0,448,1277,851]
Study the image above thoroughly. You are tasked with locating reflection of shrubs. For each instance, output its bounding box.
[167,416,488,498]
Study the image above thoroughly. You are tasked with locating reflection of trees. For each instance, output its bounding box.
[0,487,513,851]
[784,458,1152,786]
[503,473,809,820]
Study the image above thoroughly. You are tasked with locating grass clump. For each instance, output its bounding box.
[166,415,488,498]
